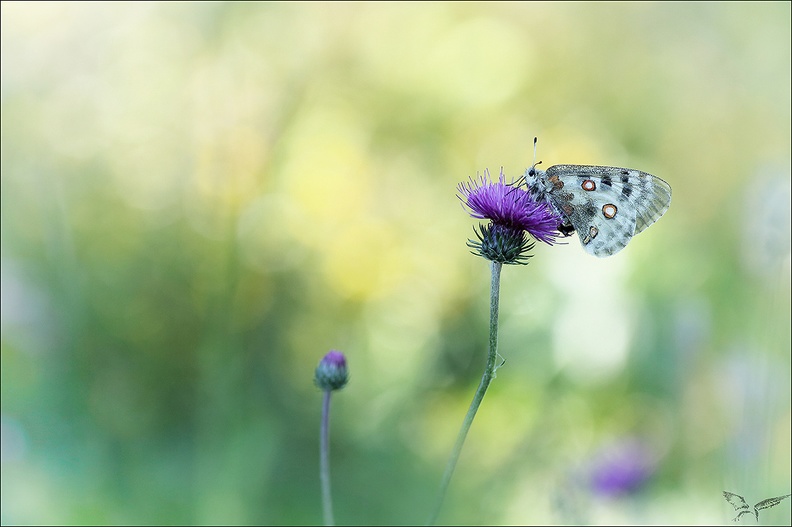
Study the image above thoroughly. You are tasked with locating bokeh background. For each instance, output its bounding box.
[2,2,790,525]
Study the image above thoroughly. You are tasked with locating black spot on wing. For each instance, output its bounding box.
[621,174,630,184]
[558,221,575,236]
[601,175,612,187]
[622,185,633,198]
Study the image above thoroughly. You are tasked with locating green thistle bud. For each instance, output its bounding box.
[314,350,348,391]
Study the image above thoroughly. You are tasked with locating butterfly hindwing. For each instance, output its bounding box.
[542,165,671,257]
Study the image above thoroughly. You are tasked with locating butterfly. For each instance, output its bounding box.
[521,141,672,257]
[723,491,792,522]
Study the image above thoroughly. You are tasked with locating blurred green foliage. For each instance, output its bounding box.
[1,2,790,525]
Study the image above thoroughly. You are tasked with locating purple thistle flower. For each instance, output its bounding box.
[458,168,561,264]
[458,168,561,245]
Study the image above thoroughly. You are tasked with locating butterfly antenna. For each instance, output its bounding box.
[533,137,538,165]
[508,137,542,194]
[531,136,543,172]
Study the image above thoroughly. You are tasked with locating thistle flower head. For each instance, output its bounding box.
[458,169,561,264]
[314,350,348,391]
[467,223,537,265]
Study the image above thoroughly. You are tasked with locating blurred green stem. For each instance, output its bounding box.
[427,261,502,525]
[320,390,335,526]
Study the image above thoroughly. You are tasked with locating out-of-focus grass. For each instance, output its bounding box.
[1,2,790,525]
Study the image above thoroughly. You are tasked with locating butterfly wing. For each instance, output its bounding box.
[544,165,671,257]
[632,172,672,235]
[544,165,637,257]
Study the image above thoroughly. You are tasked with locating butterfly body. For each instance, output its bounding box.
[524,164,672,257]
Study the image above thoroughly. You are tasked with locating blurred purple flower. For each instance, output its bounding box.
[314,350,348,391]
[458,168,560,245]
[589,439,656,497]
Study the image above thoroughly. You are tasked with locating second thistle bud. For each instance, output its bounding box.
[314,350,349,391]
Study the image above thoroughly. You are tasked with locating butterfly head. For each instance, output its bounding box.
[523,164,550,202]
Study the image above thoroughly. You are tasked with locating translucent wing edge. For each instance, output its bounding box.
[634,175,671,235]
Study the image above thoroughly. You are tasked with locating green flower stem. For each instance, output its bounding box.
[320,390,335,526]
[427,261,502,525]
